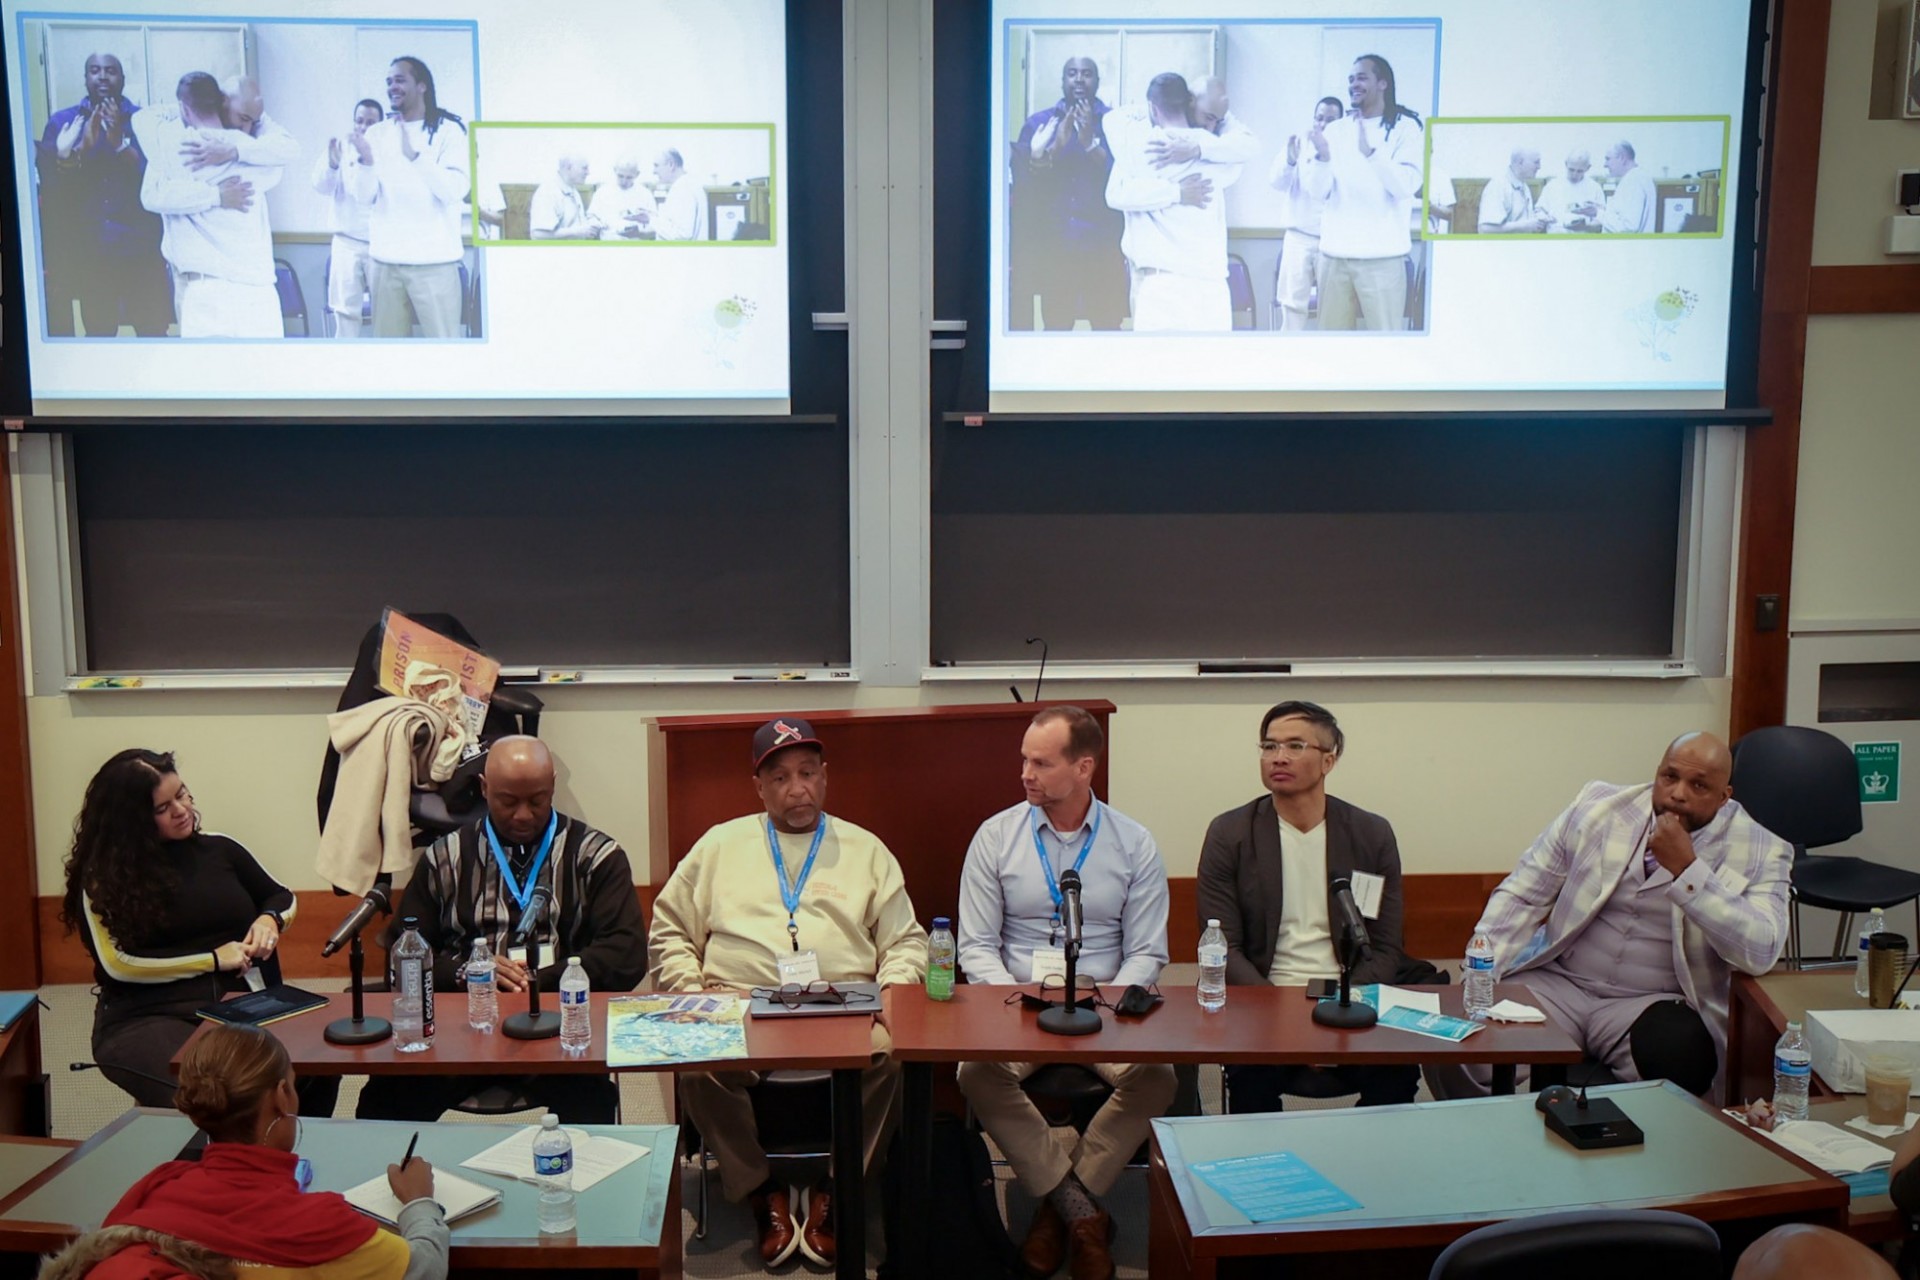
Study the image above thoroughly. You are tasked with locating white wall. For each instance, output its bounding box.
[475,127,772,194]
[1793,0,1920,625]
[22,673,1730,895]
[1429,121,1726,189]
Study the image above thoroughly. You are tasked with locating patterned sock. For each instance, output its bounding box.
[1046,1171,1098,1223]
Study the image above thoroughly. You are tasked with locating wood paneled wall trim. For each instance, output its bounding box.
[37,876,1498,985]
[1808,264,1920,315]
[0,446,39,989]
[1733,0,1833,738]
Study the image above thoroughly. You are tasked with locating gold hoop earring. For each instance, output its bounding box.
[264,1112,302,1151]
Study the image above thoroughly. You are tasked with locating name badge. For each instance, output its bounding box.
[1029,948,1068,984]
[777,949,822,987]
[507,946,529,968]
[1348,871,1386,920]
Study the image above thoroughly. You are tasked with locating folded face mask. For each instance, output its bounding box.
[1115,984,1163,1018]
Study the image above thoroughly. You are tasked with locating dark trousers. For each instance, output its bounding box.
[1627,1000,1719,1097]
[93,1004,337,1116]
[1011,235,1128,332]
[45,252,171,337]
[356,1072,619,1122]
[1223,1063,1420,1114]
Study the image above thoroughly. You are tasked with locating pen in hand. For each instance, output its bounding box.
[401,1131,419,1171]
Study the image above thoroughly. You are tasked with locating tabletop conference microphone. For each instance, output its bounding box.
[1038,867,1099,1037]
[513,885,553,943]
[320,884,391,958]
[1330,878,1372,961]
[1313,878,1377,1030]
[1058,867,1085,951]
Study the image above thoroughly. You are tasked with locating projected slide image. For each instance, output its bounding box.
[1003,18,1439,336]
[18,14,482,341]
[1427,117,1729,239]
[472,124,775,245]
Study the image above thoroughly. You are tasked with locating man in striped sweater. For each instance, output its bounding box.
[356,736,647,1121]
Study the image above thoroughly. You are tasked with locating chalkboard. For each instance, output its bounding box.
[930,413,1711,664]
[74,417,850,671]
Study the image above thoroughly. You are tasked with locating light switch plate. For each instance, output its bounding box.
[1887,215,1920,255]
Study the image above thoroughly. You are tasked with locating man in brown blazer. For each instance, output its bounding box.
[1195,700,1420,1112]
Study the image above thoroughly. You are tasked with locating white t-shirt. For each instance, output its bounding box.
[1267,817,1339,985]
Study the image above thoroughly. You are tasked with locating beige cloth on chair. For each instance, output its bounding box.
[314,678,467,894]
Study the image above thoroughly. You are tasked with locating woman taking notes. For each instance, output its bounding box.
[42,1024,448,1280]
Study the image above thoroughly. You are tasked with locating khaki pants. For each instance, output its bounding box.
[371,260,463,337]
[1317,253,1407,331]
[957,1060,1177,1198]
[680,1021,901,1203]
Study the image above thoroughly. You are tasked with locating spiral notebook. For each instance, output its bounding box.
[343,1168,501,1225]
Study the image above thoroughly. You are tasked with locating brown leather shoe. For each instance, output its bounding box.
[1066,1207,1115,1280]
[798,1183,835,1268]
[747,1186,799,1267]
[1021,1198,1067,1278]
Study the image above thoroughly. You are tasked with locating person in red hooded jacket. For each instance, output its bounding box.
[41,1025,448,1280]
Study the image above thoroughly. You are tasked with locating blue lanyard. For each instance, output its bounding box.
[766,815,828,952]
[484,812,557,915]
[1031,803,1102,939]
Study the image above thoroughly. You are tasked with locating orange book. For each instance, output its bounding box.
[375,608,500,741]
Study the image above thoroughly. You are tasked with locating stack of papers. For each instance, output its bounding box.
[1759,1120,1894,1175]
[459,1126,649,1193]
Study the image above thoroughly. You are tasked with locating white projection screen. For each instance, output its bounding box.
[989,0,1758,411]
[1,0,790,415]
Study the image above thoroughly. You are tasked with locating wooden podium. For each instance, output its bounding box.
[648,702,1116,925]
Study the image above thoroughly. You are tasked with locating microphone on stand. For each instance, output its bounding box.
[1025,636,1049,703]
[320,885,391,958]
[1038,868,1101,1037]
[324,882,394,1046]
[1312,878,1378,1030]
[513,886,553,943]
[1058,867,1085,951]
[504,886,560,1040]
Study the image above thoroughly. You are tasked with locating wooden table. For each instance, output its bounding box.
[1727,969,1861,1104]
[884,982,1582,1280]
[181,992,874,1280]
[0,1110,681,1275]
[1148,1081,1848,1280]
[1797,1095,1916,1243]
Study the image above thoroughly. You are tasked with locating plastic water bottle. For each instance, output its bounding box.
[926,917,956,1001]
[1463,933,1496,1021]
[391,918,434,1052]
[1197,919,1227,1012]
[1773,1020,1812,1121]
[559,956,592,1055]
[466,937,498,1033]
[1856,908,1887,999]
[533,1114,577,1233]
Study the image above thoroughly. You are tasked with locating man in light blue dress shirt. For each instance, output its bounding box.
[956,705,1172,1280]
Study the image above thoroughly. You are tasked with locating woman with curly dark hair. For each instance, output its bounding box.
[64,749,296,1107]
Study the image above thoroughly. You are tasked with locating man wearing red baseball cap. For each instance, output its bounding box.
[651,717,927,1270]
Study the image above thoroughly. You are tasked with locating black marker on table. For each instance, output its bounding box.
[400,1131,419,1170]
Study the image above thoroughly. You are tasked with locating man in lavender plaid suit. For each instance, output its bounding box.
[1455,732,1791,1099]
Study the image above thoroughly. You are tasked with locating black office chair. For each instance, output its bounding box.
[315,611,543,847]
[1001,1061,1202,1165]
[1428,1208,1719,1280]
[686,1070,834,1240]
[1731,724,1919,966]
